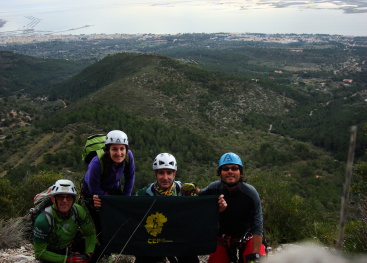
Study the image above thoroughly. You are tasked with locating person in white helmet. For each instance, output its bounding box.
[133,153,199,263]
[92,153,227,263]
[82,130,135,262]
[82,130,135,198]
[136,153,181,196]
[33,179,96,263]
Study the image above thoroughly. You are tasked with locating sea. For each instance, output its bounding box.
[1,0,367,36]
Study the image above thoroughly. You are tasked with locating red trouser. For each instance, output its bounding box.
[207,237,266,263]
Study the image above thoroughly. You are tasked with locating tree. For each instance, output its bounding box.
[14,171,63,216]
[249,171,319,244]
[345,161,367,252]
[0,178,16,219]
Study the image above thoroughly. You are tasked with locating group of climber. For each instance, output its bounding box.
[33,130,266,263]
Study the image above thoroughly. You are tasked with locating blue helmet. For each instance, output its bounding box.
[218,152,243,168]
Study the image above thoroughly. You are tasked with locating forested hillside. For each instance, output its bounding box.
[0,51,88,98]
[158,45,367,161]
[2,34,367,159]
[0,51,366,251]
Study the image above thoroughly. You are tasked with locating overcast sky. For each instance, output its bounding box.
[1,0,367,36]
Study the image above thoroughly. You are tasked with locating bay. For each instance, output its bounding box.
[1,0,366,36]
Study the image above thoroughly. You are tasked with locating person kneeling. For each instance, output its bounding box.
[33,180,97,263]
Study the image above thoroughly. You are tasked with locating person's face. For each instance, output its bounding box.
[109,144,126,164]
[155,169,176,190]
[51,194,74,213]
[220,164,241,186]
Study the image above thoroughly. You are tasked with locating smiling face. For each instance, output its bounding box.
[51,194,74,214]
[108,144,127,164]
[155,169,176,190]
[219,164,241,188]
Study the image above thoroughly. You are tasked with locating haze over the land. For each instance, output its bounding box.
[1,0,367,36]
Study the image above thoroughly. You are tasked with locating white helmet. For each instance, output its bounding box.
[50,179,77,196]
[152,153,177,171]
[105,130,129,146]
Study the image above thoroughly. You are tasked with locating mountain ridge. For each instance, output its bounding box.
[1,50,364,248]
[56,52,296,130]
[0,51,363,172]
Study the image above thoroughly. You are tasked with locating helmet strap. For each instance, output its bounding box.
[52,198,75,219]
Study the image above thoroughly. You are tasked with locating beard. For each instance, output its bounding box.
[222,180,239,187]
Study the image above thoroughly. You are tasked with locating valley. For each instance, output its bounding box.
[0,33,366,251]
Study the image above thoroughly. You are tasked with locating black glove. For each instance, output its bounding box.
[245,253,261,263]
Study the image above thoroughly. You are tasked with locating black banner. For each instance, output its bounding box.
[99,195,219,256]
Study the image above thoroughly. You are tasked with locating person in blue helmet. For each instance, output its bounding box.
[197,152,266,263]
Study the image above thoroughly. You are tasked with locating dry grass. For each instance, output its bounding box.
[0,217,26,249]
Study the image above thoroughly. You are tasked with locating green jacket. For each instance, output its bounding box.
[33,203,96,263]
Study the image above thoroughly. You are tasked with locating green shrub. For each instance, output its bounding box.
[343,220,367,253]
[0,178,15,219]
[13,171,64,216]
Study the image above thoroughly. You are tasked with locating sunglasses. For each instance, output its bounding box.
[221,166,240,172]
[55,195,74,201]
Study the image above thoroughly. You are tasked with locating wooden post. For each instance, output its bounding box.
[337,125,357,250]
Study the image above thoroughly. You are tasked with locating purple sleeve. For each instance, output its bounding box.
[84,156,107,196]
[121,150,135,196]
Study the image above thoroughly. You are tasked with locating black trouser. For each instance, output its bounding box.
[135,256,166,263]
[135,256,199,263]
[80,195,103,242]
[80,186,123,245]
[79,194,109,263]
[39,236,86,263]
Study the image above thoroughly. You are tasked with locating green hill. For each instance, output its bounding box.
[0,51,87,98]
[0,51,366,248]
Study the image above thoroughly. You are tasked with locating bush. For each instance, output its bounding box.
[249,171,321,244]
[13,171,64,217]
[0,178,16,219]
[343,220,367,253]
[0,218,25,249]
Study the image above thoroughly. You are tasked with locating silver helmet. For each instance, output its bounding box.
[105,130,129,145]
[152,153,177,171]
[50,179,77,196]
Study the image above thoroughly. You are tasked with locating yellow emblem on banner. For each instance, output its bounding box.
[145,212,168,237]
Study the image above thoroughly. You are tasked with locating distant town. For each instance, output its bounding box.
[1,31,366,63]
[1,31,367,46]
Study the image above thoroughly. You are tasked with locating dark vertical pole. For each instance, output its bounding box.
[337,125,357,250]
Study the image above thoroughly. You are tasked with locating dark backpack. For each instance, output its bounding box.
[24,187,80,241]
